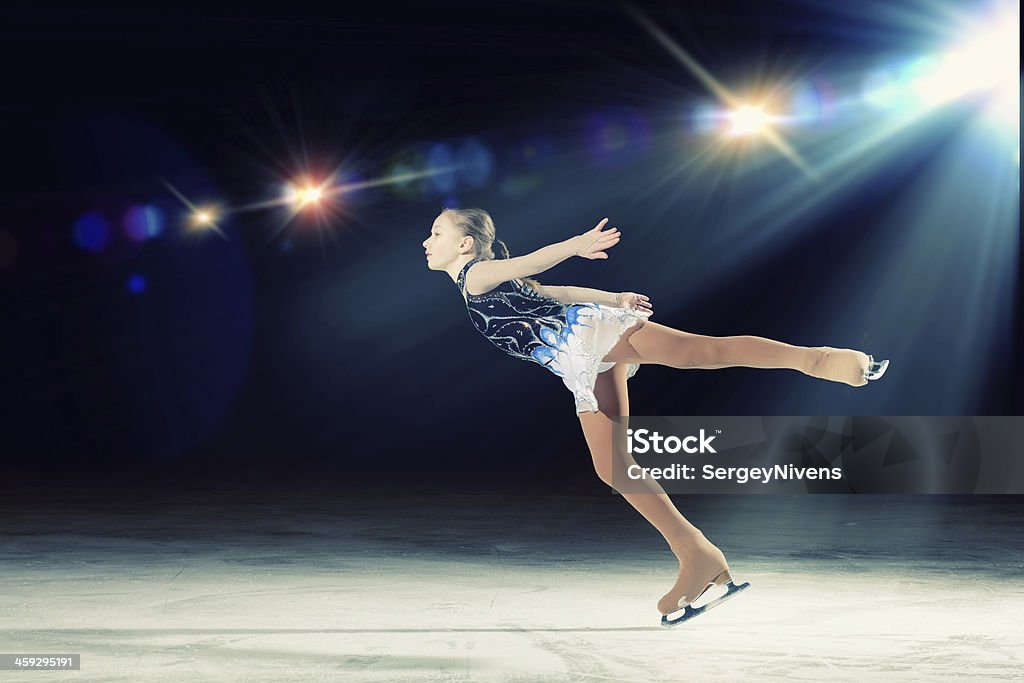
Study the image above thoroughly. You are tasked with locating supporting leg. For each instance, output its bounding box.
[579,365,736,615]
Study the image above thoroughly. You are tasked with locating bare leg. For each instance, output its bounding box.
[603,320,870,387]
[578,363,733,615]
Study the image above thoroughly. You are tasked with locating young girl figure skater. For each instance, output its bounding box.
[424,208,888,627]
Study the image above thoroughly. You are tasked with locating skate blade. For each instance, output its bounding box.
[865,357,889,381]
[660,579,751,628]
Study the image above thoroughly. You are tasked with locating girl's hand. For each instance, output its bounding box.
[575,218,620,260]
[616,292,653,316]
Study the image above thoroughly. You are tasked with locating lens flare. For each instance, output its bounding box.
[127,273,147,294]
[72,211,111,252]
[124,204,165,242]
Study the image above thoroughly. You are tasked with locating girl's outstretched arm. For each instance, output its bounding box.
[535,285,654,314]
[464,218,620,295]
[537,284,619,306]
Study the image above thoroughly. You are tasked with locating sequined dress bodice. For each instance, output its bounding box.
[456,257,570,368]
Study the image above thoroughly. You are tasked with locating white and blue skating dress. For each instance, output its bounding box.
[456,257,650,413]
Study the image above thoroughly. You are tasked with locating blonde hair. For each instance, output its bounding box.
[443,207,541,292]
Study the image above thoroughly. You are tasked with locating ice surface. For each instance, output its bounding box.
[1,490,1021,681]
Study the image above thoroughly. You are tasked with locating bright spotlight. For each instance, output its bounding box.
[966,10,1019,92]
[286,182,327,209]
[727,105,772,137]
[912,6,1019,107]
[190,208,217,228]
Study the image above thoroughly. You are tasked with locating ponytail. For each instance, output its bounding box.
[493,239,510,260]
[492,238,541,292]
[445,208,543,293]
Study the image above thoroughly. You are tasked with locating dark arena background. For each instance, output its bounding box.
[2,1,1021,680]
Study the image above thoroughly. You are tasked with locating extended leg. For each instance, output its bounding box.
[603,320,869,387]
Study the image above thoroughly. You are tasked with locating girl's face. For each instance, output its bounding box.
[422,212,468,270]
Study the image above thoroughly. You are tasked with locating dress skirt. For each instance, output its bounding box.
[531,303,652,414]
